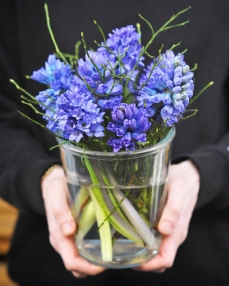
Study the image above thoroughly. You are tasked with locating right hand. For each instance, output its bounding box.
[135,160,200,273]
[41,166,105,278]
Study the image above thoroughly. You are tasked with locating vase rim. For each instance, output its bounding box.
[56,126,176,156]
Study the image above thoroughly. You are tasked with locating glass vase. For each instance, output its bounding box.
[57,127,175,268]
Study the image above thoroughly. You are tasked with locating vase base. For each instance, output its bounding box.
[78,239,160,269]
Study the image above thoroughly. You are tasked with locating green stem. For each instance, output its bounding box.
[103,163,156,249]
[112,189,155,249]
[75,199,96,244]
[88,187,112,261]
[83,157,144,246]
[73,186,90,217]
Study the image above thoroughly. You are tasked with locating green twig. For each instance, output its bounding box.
[44,3,68,64]
[94,20,107,43]
[136,23,142,44]
[139,6,191,54]
[190,63,198,71]
[81,32,104,81]
[75,40,82,60]
[10,79,35,100]
[181,109,198,120]
[190,81,214,104]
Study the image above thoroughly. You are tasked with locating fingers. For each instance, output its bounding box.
[59,239,105,275]
[43,175,76,253]
[47,178,76,236]
[41,167,106,276]
[136,230,179,272]
[135,161,200,273]
[158,184,185,235]
[159,161,199,236]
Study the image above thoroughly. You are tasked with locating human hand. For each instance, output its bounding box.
[41,166,105,278]
[135,160,200,273]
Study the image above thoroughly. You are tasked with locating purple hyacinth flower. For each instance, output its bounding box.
[107,103,151,152]
[99,25,144,73]
[98,95,122,110]
[77,51,122,97]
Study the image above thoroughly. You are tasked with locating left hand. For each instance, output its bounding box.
[41,166,105,278]
[135,160,200,273]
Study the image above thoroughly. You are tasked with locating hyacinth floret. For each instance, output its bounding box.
[55,86,105,142]
[99,25,144,77]
[138,50,194,126]
[107,103,151,152]
[97,95,123,110]
[35,88,58,132]
[77,51,122,97]
[36,88,57,111]
[31,55,72,92]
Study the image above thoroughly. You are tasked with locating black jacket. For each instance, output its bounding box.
[1,0,229,285]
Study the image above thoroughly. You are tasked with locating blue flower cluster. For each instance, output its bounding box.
[99,25,144,75]
[31,55,73,132]
[138,51,194,126]
[31,55,72,89]
[55,87,105,142]
[77,51,122,96]
[107,103,151,152]
[31,25,194,152]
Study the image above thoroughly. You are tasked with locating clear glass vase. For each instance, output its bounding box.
[57,127,175,268]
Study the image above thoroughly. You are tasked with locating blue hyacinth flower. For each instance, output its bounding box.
[107,103,151,152]
[138,50,194,126]
[54,86,105,142]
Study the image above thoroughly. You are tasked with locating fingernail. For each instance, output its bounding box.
[61,222,73,235]
[161,221,173,234]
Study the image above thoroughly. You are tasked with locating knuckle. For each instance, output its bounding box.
[170,207,180,220]
[52,207,73,225]
[53,208,65,221]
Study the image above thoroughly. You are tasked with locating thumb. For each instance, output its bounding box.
[42,167,76,237]
[158,187,184,236]
[59,217,76,236]
[50,179,76,236]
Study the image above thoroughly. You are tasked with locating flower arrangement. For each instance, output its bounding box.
[11,5,212,267]
[12,5,212,153]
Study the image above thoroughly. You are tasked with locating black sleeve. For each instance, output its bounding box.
[0,0,61,215]
[173,134,229,211]
[190,135,229,210]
